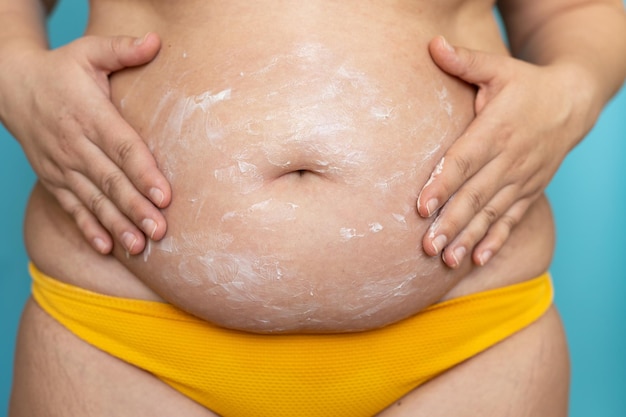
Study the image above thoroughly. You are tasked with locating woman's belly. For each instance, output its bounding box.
[25,1,555,333]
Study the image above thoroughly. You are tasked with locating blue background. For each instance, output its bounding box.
[1,2,625,415]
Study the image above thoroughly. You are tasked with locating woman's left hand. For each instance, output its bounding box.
[417,36,596,268]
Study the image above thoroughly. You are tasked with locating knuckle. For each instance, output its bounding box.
[100,170,125,196]
[461,219,490,248]
[113,138,136,168]
[463,187,484,213]
[87,191,108,215]
[65,202,94,232]
[508,155,527,174]
[499,213,519,231]
[64,200,84,220]
[108,36,124,57]
[131,164,155,189]
[481,204,500,224]
[55,131,74,156]
[450,152,473,179]
[490,223,513,249]
[463,51,480,74]
[73,211,93,233]
[38,159,64,185]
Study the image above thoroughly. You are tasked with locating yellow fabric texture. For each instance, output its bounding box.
[30,263,552,417]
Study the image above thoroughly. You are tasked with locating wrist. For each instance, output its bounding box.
[0,43,46,125]
[548,61,604,149]
[0,37,47,63]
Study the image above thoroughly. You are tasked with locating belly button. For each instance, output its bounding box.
[276,168,323,182]
[283,169,312,178]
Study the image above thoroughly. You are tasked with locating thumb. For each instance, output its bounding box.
[82,32,161,73]
[428,36,500,87]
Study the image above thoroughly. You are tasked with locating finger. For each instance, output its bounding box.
[72,142,168,242]
[77,98,172,213]
[30,109,169,237]
[65,170,148,255]
[439,185,521,268]
[79,32,161,73]
[419,37,516,219]
[417,113,502,219]
[86,100,172,212]
[97,165,168,242]
[54,188,113,254]
[428,35,505,87]
[422,157,510,258]
[471,199,531,266]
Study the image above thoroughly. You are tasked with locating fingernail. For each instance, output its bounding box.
[426,198,439,217]
[452,246,466,267]
[432,234,447,255]
[142,218,158,239]
[122,232,137,253]
[134,33,149,46]
[93,237,108,253]
[441,36,455,53]
[478,250,493,266]
[149,187,164,206]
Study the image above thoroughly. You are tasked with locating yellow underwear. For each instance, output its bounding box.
[30,263,552,417]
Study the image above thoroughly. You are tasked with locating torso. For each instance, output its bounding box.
[24,0,555,333]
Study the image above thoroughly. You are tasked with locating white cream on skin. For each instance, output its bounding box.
[121,41,463,331]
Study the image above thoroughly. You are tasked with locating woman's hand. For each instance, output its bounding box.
[417,36,596,268]
[0,33,171,255]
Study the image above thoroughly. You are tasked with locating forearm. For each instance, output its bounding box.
[0,0,56,123]
[498,0,626,119]
[0,0,51,59]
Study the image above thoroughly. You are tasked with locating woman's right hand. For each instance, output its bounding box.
[0,33,171,255]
